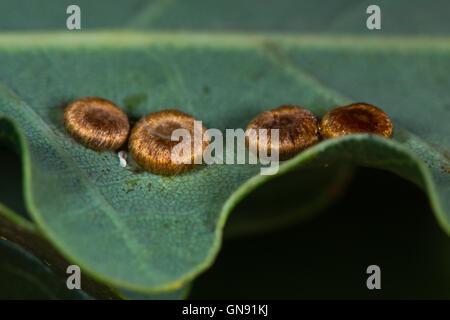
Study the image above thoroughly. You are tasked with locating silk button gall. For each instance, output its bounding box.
[320,103,393,139]
[245,105,320,161]
[128,109,209,176]
[63,97,130,151]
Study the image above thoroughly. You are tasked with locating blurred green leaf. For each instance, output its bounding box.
[0,239,89,299]
[0,198,190,299]
[119,283,191,300]
[1,0,450,35]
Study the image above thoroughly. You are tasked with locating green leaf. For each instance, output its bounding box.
[0,239,89,299]
[3,0,450,35]
[130,0,450,35]
[0,0,150,31]
[119,283,191,300]
[0,200,189,299]
[0,31,448,294]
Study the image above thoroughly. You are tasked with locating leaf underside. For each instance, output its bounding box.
[0,0,449,296]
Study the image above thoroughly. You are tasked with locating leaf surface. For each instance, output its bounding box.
[0,32,448,293]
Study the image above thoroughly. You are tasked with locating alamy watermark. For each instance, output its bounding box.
[66,5,81,30]
[366,265,381,290]
[66,264,81,290]
[366,5,381,30]
[169,120,280,175]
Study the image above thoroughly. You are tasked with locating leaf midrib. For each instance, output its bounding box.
[0,31,449,50]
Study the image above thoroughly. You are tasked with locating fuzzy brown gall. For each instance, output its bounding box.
[128,109,209,175]
[320,103,393,139]
[245,105,320,161]
[63,97,130,151]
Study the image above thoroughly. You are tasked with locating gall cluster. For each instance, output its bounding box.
[63,97,393,176]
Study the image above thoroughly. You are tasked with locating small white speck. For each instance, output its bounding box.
[118,151,127,167]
